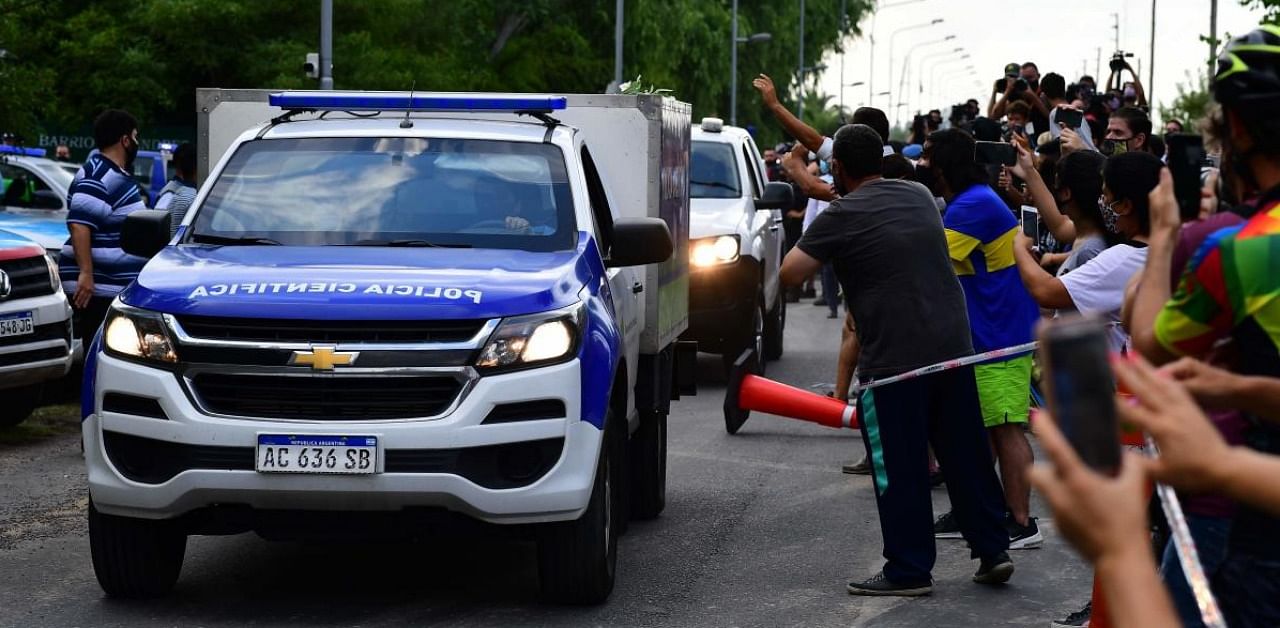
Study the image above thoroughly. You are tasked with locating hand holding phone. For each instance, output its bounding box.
[1056,107,1084,130]
[975,141,1017,167]
[1166,133,1206,220]
[1021,206,1039,242]
[1040,317,1122,475]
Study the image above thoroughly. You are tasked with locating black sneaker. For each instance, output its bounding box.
[933,511,963,539]
[973,551,1014,585]
[846,570,933,596]
[1007,516,1044,550]
[1050,601,1092,627]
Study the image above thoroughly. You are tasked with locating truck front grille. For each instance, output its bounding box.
[176,315,487,344]
[0,255,54,301]
[0,321,69,348]
[190,373,465,420]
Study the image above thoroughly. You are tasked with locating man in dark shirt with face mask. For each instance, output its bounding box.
[780,124,1013,596]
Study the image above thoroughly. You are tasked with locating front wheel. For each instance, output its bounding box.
[537,418,619,604]
[763,295,785,361]
[88,499,187,598]
[722,295,766,376]
[0,384,41,428]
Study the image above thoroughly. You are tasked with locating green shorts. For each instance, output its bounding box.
[973,354,1033,428]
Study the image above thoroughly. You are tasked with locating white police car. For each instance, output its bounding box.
[83,91,693,604]
[0,228,72,426]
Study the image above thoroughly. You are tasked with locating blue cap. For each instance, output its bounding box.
[902,144,923,159]
[269,91,567,113]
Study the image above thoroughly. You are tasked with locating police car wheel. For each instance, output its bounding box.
[763,296,785,361]
[628,410,666,520]
[537,415,618,604]
[0,384,40,428]
[88,498,186,598]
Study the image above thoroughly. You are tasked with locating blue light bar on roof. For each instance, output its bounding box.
[0,145,47,157]
[269,91,567,113]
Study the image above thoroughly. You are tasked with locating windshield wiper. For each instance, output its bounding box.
[345,239,472,248]
[690,179,738,191]
[190,233,283,246]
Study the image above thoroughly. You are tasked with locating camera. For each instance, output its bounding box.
[1109,51,1134,72]
[995,77,1029,95]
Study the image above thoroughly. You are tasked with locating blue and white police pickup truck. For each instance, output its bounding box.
[0,228,73,426]
[84,91,695,604]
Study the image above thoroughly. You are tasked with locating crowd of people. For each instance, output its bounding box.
[752,21,1280,628]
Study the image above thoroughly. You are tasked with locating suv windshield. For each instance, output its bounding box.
[690,141,741,199]
[190,137,576,251]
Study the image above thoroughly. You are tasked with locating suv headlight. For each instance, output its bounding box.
[476,302,584,372]
[44,253,61,291]
[691,235,740,268]
[103,303,178,364]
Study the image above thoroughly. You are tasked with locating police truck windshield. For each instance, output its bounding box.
[189,137,576,251]
[690,141,742,199]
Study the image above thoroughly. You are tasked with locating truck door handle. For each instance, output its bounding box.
[632,282,644,294]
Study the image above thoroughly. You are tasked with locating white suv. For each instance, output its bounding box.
[685,118,791,371]
[0,229,73,426]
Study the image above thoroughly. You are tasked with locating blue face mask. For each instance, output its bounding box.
[819,160,831,176]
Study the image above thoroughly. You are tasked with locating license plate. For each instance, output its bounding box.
[0,311,34,338]
[256,435,379,474]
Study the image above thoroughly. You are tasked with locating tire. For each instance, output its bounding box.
[722,296,766,376]
[537,416,619,604]
[0,384,41,428]
[763,294,785,361]
[88,499,186,598]
[628,410,666,520]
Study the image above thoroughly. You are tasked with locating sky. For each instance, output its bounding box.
[811,0,1268,127]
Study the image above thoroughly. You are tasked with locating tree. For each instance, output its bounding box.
[1241,0,1280,24]
[1158,70,1212,130]
[800,89,846,137]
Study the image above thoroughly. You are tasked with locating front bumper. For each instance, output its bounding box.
[85,354,599,525]
[0,291,73,390]
[684,257,759,352]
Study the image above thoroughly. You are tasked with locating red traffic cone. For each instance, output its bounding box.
[724,349,858,434]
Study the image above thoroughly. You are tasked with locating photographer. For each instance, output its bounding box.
[1106,53,1148,109]
[991,62,1050,133]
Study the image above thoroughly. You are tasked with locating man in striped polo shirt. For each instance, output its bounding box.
[59,109,150,341]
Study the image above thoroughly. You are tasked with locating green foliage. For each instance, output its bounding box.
[1241,0,1280,24]
[0,0,869,148]
[800,89,846,137]
[1159,70,1212,130]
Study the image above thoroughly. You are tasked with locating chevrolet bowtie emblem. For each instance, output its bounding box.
[290,346,359,370]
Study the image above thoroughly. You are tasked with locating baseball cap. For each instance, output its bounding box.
[1004,63,1020,78]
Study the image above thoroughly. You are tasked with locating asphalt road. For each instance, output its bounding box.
[0,302,1091,627]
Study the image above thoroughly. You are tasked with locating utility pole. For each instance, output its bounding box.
[319,0,333,90]
[614,0,624,88]
[732,0,739,125]
[1149,0,1156,107]
[1096,47,1102,79]
[1112,13,1120,52]
[868,12,876,105]
[1209,0,1219,77]
[796,0,805,120]
[839,0,846,117]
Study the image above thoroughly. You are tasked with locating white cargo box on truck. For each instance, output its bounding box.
[194,89,690,353]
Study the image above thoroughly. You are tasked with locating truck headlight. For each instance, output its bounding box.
[476,302,584,372]
[103,303,178,364]
[691,235,740,268]
[44,253,61,291]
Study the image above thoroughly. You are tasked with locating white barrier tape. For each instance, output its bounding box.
[1145,435,1228,628]
[847,340,1040,397]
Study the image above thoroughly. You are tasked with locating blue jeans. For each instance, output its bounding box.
[1159,514,1231,628]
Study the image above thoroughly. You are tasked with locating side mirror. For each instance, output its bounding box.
[30,190,63,210]
[121,210,172,258]
[754,182,794,210]
[607,217,673,267]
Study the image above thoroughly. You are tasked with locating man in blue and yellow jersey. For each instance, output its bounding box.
[922,129,1044,550]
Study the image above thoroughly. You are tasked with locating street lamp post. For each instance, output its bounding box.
[730,0,772,126]
[865,0,929,110]
[887,18,943,109]
[842,81,865,118]
[928,59,972,109]
[895,36,955,124]
[796,0,805,119]
[911,47,963,114]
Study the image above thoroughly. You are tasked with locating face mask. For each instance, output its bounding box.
[819,160,831,176]
[1100,198,1122,233]
[1107,97,1121,110]
[1100,139,1128,157]
[1123,87,1136,99]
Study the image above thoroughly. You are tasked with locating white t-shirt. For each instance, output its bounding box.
[802,174,834,232]
[816,137,893,161]
[1059,243,1148,350]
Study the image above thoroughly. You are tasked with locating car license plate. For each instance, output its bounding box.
[0,311,34,338]
[256,435,378,474]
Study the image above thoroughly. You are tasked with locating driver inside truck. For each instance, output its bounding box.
[494,180,556,235]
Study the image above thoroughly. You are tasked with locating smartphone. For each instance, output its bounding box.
[975,141,1016,167]
[1021,206,1039,241]
[1056,108,1083,129]
[1166,133,1206,219]
[1041,318,1122,474]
